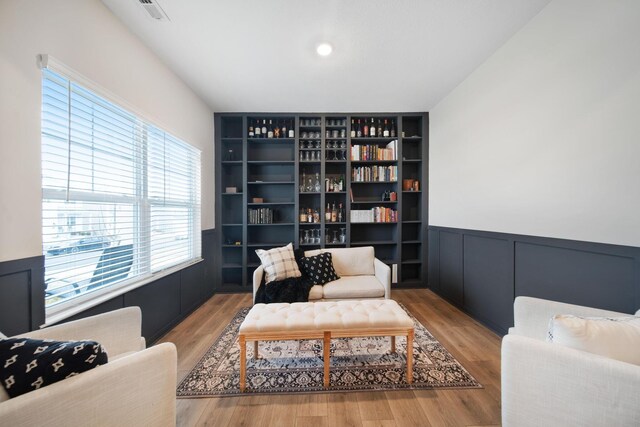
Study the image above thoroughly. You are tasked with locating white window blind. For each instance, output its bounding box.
[41,68,201,314]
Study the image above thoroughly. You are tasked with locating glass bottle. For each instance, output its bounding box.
[248,120,254,137]
[304,229,310,244]
[307,208,313,223]
[267,120,274,138]
[281,122,286,138]
[350,119,355,138]
[363,120,369,137]
[331,203,337,222]
[306,177,313,192]
[383,119,390,137]
[313,209,320,223]
[338,203,344,222]
[356,119,362,137]
[300,171,306,192]
[339,227,346,243]
[329,178,334,192]
[261,119,267,136]
[288,119,295,138]
[370,118,376,137]
[274,121,280,138]
[314,173,321,192]
[300,208,307,223]
[325,203,331,222]
[255,119,261,137]
[390,119,396,137]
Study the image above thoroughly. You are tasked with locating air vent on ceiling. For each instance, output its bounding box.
[137,0,170,21]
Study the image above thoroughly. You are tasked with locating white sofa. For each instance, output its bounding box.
[253,246,390,302]
[0,307,177,427]
[502,296,640,427]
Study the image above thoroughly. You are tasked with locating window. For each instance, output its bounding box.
[41,68,201,315]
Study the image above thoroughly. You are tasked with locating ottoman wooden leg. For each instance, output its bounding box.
[239,335,247,392]
[254,340,259,359]
[323,331,331,388]
[390,336,396,353]
[406,329,414,384]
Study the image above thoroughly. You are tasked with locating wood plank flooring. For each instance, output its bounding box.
[158,289,502,427]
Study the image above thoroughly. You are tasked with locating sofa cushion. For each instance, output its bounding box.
[298,253,340,286]
[308,285,323,300]
[322,276,385,300]
[548,315,640,365]
[256,243,301,284]
[304,249,322,257]
[0,338,108,399]
[321,246,375,276]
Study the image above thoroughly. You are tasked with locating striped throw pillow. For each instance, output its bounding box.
[256,243,301,284]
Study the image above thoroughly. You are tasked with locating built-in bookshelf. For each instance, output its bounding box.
[214,113,428,292]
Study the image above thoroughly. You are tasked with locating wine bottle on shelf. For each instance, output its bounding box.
[383,119,390,137]
[248,120,254,137]
[281,122,286,138]
[329,178,334,192]
[363,120,369,137]
[350,119,356,137]
[338,203,344,222]
[261,120,267,136]
[356,119,362,137]
[331,203,337,222]
[339,175,345,191]
[325,203,331,222]
[377,119,383,137]
[300,208,306,223]
[254,119,261,137]
[313,209,320,223]
[274,120,280,138]
[267,120,274,138]
[307,208,313,223]
[390,119,396,137]
[370,118,376,137]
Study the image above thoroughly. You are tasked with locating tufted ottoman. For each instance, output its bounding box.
[237,300,415,391]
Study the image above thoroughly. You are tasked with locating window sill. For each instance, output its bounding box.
[43,258,204,327]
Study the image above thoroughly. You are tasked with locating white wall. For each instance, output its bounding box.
[429,0,640,247]
[0,0,214,262]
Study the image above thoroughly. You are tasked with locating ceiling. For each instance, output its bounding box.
[102,0,551,113]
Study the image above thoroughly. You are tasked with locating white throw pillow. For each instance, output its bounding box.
[636,309,640,316]
[255,243,301,284]
[547,314,640,365]
[0,331,6,339]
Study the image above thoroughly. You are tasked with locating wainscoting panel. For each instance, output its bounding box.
[515,242,636,313]
[0,229,217,343]
[0,256,44,335]
[125,272,182,343]
[463,235,514,333]
[428,226,640,335]
[180,261,206,314]
[438,231,464,306]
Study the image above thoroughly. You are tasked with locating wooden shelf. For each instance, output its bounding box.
[216,113,427,290]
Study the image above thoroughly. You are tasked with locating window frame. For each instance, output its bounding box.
[40,55,202,325]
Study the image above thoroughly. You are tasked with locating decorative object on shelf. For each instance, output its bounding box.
[224,149,236,161]
[252,197,264,203]
[402,179,415,191]
[413,181,420,191]
[248,208,274,224]
[225,187,237,194]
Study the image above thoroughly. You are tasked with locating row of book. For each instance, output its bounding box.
[350,140,397,161]
[248,208,274,224]
[351,165,398,182]
[350,207,398,223]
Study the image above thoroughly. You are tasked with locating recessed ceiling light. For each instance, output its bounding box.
[316,43,333,57]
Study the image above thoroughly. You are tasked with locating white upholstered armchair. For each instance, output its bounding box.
[502,296,640,427]
[0,307,177,427]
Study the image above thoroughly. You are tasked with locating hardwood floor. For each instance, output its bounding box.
[158,289,502,427]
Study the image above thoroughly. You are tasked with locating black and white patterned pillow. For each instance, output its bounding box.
[0,338,108,399]
[298,253,340,286]
[256,243,302,284]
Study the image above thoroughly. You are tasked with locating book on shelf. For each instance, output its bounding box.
[350,207,397,223]
[351,165,398,182]
[248,207,273,224]
[350,140,397,161]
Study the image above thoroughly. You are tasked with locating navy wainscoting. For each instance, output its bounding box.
[0,229,217,343]
[428,226,640,335]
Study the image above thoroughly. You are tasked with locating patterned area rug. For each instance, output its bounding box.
[177,305,481,397]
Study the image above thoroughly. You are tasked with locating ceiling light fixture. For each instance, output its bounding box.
[316,43,333,57]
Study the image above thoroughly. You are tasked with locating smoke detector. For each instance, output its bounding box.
[137,0,170,21]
